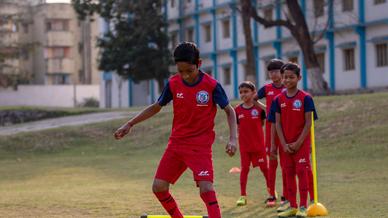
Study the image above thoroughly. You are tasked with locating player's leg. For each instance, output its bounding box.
[251,152,269,194]
[153,148,187,218]
[277,148,290,213]
[237,152,250,206]
[266,122,278,203]
[308,162,315,203]
[278,154,298,218]
[187,150,221,218]
[294,148,311,218]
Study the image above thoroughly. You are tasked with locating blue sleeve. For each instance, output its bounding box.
[304,95,318,120]
[257,86,266,99]
[213,83,229,109]
[157,82,173,106]
[268,98,280,123]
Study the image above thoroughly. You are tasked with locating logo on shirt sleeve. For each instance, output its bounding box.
[293,100,302,110]
[196,90,209,106]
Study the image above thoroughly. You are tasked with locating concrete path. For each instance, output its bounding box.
[0,111,134,136]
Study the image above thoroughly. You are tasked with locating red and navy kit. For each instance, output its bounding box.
[235,104,269,196]
[257,83,285,152]
[269,90,318,156]
[155,71,229,184]
[269,89,318,208]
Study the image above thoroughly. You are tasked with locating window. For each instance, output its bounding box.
[342,0,353,12]
[376,43,388,67]
[314,0,324,17]
[222,19,230,39]
[171,32,178,48]
[203,23,211,43]
[288,56,299,64]
[374,0,386,4]
[316,53,325,73]
[52,74,70,85]
[263,7,273,20]
[223,67,231,85]
[343,48,355,71]
[44,47,71,59]
[46,19,69,31]
[186,28,194,42]
[171,0,175,8]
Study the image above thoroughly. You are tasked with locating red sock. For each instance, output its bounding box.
[281,167,288,200]
[268,158,278,197]
[240,166,249,196]
[258,160,270,194]
[286,166,298,208]
[308,167,315,202]
[200,191,221,218]
[296,166,309,208]
[154,191,183,218]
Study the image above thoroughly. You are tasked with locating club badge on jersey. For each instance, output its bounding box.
[196,90,209,106]
[293,99,302,111]
[251,109,259,119]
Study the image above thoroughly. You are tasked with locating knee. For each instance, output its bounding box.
[198,181,214,194]
[152,179,169,193]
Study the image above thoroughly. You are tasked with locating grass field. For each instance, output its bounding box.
[0,92,388,218]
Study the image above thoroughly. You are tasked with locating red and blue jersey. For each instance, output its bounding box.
[257,83,285,115]
[235,104,266,152]
[157,71,229,151]
[269,90,318,146]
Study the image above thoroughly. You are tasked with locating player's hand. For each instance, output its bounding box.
[114,123,132,140]
[225,140,237,157]
[289,142,300,152]
[283,144,294,154]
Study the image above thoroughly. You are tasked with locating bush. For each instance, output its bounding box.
[81,97,99,108]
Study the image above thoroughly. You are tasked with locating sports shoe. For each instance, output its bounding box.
[236,196,247,206]
[296,206,307,218]
[265,196,277,207]
[280,196,287,205]
[276,199,290,213]
[278,207,298,217]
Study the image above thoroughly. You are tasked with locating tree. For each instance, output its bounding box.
[240,0,256,83]
[240,0,330,94]
[72,0,172,93]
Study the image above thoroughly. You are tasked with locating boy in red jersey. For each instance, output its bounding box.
[269,63,318,218]
[235,81,270,206]
[256,59,287,207]
[114,42,238,218]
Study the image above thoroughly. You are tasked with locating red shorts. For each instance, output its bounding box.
[240,151,267,168]
[283,143,311,170]
[155,146,214,184]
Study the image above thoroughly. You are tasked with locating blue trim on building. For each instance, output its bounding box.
[300,0,308,89]
[103,72,112,80]
[178,0,185,41]
[194,0,200,46]
[252,0,260,87]
[128,78,133,107]
[274,0,282,58]
[150,80,155,103]
[231,0,238,99]
[358,0,367,89]
[327,0,336,91]
[212,0,218,80]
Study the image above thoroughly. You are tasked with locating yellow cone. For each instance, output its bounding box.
[307,203,329,216]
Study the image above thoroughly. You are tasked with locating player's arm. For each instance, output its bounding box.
[289,112,312,152]
[275,112,293,153]
[223,104,238,157]
[114,103,162,140]
[254,86,266,111]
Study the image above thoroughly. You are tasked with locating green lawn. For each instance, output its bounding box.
[0,92,388,217]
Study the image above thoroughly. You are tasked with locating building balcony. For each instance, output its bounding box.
[45,31,73,47]
[46,58,74,74]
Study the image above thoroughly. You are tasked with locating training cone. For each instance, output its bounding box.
[307,112,329,217]
[229,167,241,174]
[307,203,328,217]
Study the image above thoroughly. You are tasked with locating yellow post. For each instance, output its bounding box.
[307,112,328,217]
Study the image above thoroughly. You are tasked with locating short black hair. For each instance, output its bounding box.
[267,59,285,71]
[281,62,301,77]
[173,42,200,66]
[238,81,256,91]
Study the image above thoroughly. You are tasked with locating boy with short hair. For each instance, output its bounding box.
[256,59,287,207]
[235,81,270,206]
[269,62,318,218]
[114,42,238,218]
